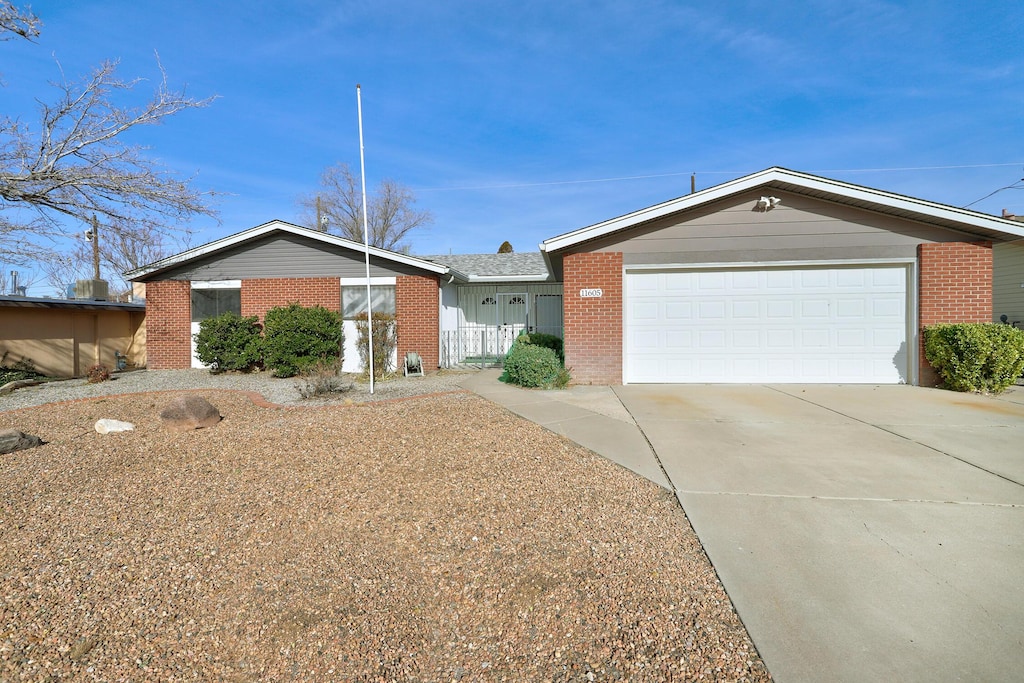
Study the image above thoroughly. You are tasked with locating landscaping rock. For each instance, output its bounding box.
[94,419,135,434]
[0,428,43,454]
[159,395,222,431]
[0,379,42,396]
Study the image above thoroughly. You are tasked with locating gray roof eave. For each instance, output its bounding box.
[126,220,451,281]
[540,167,1024,253]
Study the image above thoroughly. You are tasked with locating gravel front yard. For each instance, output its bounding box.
[1,386,770,681]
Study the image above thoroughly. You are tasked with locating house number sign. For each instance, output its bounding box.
[579,288,603,298]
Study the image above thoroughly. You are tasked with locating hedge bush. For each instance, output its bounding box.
[924,322,1024,393]
[354,312,397,380]
[193,312,263,373]
[262,303,343,378]
[502,338,570,388]
[516,332,564,362]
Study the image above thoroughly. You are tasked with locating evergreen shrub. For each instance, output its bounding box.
[193,312,263,373]
[263,303,343,378]
[924,322,1024,393]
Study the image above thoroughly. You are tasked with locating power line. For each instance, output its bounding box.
[414,162,1024,193]
[963,176,1024,208]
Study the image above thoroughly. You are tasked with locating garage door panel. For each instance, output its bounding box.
[631,301,659,320]
[665,301,692,319]
[766,300,795,318]
[732,300,760,318]
[873,298,903,317]
[666,330,692,348]
[801,300,830,317]
[697,272,727,290]
[626,266,908,384]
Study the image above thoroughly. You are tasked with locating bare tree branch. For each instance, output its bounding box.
[0,56,218,265]
[297,163,432,253]
[36,219,189,297]
[0,1,40,41]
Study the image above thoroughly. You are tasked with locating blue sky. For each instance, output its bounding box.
[4,0,1023,292]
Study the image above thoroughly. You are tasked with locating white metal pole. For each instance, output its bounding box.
[357,84,374,394]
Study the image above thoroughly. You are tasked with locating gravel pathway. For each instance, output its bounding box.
[0,379,771,681]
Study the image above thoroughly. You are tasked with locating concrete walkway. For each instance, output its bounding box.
[459,372,1024,683]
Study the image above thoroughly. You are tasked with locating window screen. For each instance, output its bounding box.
[342,285,396,318]
[190,288,241,322]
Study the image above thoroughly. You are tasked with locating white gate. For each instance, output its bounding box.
[496,292,528,355]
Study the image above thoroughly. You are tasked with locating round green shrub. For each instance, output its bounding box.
[193,312,263,373]
[517,332,564,362]
[262,303,343,378]
[502,342,564,388]
[924,322,1024,393]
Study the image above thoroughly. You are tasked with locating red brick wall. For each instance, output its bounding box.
[918,241,993,386]
[240,278,341,322]
[396,274,440,371]
[145,280,191,369]
[563,252,623,384]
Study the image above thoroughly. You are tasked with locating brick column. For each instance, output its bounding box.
[144,280,192,369]
[918,242,993,386]
[396,274,440,372]
[563,252,623,384]
[240,278,341,322]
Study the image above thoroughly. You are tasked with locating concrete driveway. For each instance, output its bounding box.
[614,384,1024,683]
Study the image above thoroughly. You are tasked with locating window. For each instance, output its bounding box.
[508,295,525,305]
[190,287,241,322]
[342,285,395,319]
[481,296,496,305]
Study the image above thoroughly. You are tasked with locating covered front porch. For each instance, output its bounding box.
[439,283,563,367]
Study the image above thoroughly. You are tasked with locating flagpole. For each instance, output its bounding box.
[357,84,374,394]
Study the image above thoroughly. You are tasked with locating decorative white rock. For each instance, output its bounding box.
[95,419,135,434]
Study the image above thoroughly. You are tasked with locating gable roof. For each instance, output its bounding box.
[540,167,1024,254]
[418,252,553,282]
[125,220,455,281]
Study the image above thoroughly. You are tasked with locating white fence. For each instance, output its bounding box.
[441,328,518,368]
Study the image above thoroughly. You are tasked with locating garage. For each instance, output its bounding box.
[625,265,910,384]
[542,168,1022,386]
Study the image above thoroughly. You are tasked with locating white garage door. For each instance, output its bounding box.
[625,266,909,384]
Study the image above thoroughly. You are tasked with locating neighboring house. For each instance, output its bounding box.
[540,167,1024,385]
[129,168,1024,386]
[0,296,145,377]
[993,210,1024,327]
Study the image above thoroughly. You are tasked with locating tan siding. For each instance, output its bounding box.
[993,242,1024,324]
[0,307,143,378]
[577,190,981,264]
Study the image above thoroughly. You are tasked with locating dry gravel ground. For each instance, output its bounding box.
[0,386,771,681]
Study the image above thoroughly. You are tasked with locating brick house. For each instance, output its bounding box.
[128,222,453,373]
[127,221,562,374]
[130,168,1024,385]
[540,167,1024,385]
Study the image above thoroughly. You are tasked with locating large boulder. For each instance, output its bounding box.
[159,395,222,431]
[0,428,43,454]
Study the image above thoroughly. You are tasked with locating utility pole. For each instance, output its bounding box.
[86,214,101,279]
[316,196,326,231]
